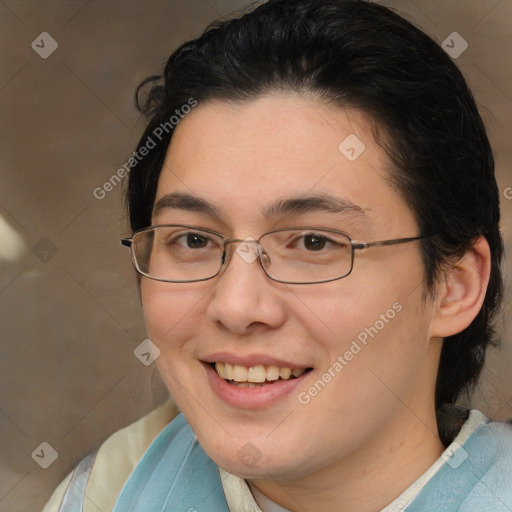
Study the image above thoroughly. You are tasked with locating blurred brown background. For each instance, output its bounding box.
[1,1,511,510]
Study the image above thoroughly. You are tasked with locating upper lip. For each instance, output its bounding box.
[201,352,312,369]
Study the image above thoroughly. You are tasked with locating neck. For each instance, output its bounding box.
[248,409,445,512]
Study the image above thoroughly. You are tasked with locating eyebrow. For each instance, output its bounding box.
[153,192,220,217]
[153,192,366,219]
[264,194,366,218]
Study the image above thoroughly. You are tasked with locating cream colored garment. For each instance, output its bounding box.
[42,400,179,512]
[219,468,265,512]
[219,468,293,512]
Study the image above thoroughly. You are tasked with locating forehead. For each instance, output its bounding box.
[155,94,415,236]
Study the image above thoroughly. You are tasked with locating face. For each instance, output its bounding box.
[141,94,441,481]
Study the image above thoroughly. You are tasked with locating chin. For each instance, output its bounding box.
[195,427,309,480]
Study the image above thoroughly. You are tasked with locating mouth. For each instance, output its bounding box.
[209,362,314,387]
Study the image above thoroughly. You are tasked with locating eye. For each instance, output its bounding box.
[282,231,349,253]
[164,230,214,250]
[184,232,209,249]
[303,234,327,251]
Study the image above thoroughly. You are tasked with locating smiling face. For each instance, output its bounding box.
[141,94,443,483]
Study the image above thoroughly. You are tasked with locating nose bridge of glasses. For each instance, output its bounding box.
[223,237,261,247]
[217,237,273,280]
[222,237,265,262]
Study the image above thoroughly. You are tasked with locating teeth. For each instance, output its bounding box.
[266,365,280,381]
[224,362,234,380]
[214,362,308,383]
[233,364,248,382]
[248,365,266,383]
[279,367,292,379]
[215,363,226,379]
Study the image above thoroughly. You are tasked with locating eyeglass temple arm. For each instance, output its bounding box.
[352,235,431,250]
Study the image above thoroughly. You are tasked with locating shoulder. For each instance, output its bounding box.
[42,400,179,512]
[474,416,512,476]
[407,410,512,511]
[460,410,512,469]
[453,413,512,510]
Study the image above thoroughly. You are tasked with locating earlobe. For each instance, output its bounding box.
[431,237,491,338]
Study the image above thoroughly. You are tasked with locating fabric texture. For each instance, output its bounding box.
[42,400,179,512]
[59,452,97,512]
[111,412,229,511]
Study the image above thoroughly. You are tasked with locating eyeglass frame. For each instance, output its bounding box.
[121,224,432,285]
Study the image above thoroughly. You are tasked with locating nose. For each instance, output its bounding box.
[205,239,286,335]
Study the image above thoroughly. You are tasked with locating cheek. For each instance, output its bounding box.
[301,274,428,394]
[141,283,173,345]
[141,282,210,409]
[299,281,400,351]
[141,281,205,354]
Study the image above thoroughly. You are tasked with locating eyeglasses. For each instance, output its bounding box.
[121,225,430,285]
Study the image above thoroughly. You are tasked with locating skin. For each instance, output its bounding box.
[140,94,490,512]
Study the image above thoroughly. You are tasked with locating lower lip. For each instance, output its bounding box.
[203,363,311,409]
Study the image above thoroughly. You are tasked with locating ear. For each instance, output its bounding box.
[431,237,491,338]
